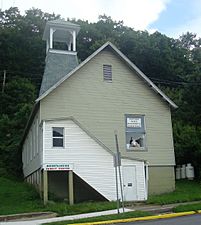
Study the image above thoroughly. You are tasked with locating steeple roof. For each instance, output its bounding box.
[39,52,78,96]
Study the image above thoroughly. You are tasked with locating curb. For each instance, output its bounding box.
[69,210,201,225]
[0,212,57,222]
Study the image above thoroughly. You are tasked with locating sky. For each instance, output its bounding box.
[1,0,201,38]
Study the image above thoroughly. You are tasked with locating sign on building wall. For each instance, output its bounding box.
[125,114,145,150]
[43,163,74,171]
[127,118,142,128]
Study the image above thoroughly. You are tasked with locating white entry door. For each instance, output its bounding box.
[123,166,137,201]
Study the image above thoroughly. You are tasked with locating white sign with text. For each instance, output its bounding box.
[127,118,141,128]
[43,163,73,171]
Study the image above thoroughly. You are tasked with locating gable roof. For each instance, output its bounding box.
[36,42,178,108]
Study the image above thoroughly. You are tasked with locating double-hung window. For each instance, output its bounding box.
[52,127,64,147]
[125,114,146,150]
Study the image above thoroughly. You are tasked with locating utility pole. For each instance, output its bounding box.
[114,155,120,214]
[2,70,6,94]
[114,131,125,213]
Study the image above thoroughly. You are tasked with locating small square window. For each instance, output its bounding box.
[53,138,63,147]
[103,64,112,82]
[52,127,64,147]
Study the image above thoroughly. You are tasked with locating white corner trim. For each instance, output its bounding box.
[42,120,45,165]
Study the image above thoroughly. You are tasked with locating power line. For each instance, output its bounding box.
[1,70,43,77]
[1,69,201,86]
[152,79,201,85]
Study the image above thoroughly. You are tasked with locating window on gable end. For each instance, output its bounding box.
[125,114,146,151]
[103,64,112,82]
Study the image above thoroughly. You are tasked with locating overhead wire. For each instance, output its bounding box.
[0,69,201,86]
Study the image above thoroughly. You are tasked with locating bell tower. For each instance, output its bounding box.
[39,20,80,96]
[42,19,80,54]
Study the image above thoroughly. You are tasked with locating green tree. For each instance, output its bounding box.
[76,15,124,61]
[0,77,36,176]
[173,121,201,177]
[0,7,60,92]
[174,33,201,126]
[0,7,201,179]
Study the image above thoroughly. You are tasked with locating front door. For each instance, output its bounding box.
[123,166,137,201]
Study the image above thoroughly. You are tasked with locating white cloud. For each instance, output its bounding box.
[107,0,171,30]
[1,0,170,31]
[158,0,201,39]
[148,28,158,34]
[167,16,201,39]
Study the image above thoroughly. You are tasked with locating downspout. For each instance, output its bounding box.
[145,162,149,199]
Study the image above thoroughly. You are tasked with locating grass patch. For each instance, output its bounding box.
[173,202,201,213]
[45,201,117,217]
[0,177,116,216]
[0,176,43,215]
[1,176,201,217]
[43,211,152,225]
[147,180,201,205]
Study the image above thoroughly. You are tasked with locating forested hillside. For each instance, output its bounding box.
[0,7,201,178]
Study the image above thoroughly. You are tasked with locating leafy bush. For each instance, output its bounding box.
[173,121,201,178]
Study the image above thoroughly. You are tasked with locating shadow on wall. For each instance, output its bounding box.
[48,171,107,203]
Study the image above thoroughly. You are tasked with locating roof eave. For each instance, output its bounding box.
[36,42,111,102]
[108,42,178,109]
[36,41,178,109]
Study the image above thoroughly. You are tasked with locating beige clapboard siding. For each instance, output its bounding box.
[22,112,42,177]
[40,48,175,166]
[148,166,175,194]
[44,119,146,201]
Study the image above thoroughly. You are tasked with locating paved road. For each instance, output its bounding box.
[116,214,201,225]
[0,213,200,225]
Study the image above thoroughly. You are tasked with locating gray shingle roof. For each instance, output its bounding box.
[47,19,80,28]
[39,51,78,96]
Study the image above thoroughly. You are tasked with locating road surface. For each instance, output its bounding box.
[0,213,201,225]
[116,214,201,225]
